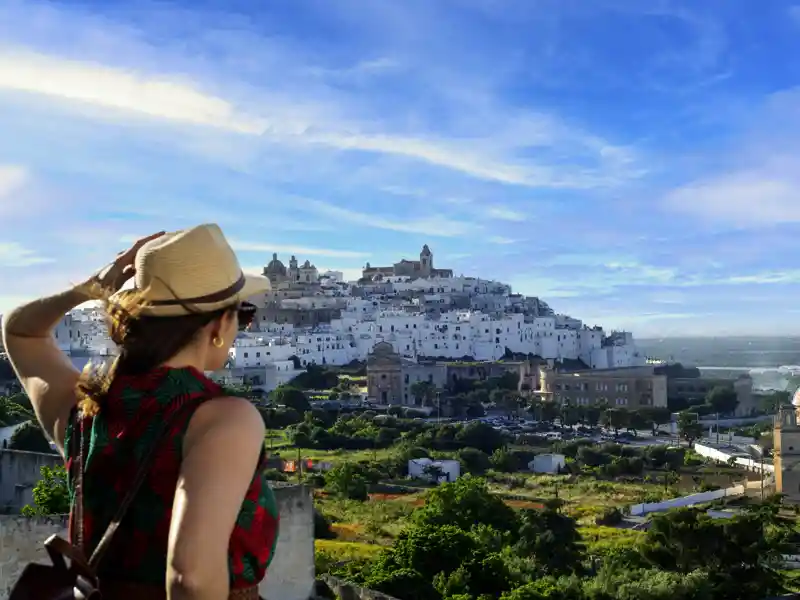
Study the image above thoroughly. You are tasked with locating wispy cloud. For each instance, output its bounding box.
[0,50,267,134]
[486,206,527,222]
[488,236,517,245]
[0,242,52,267]
[301,198,478,237]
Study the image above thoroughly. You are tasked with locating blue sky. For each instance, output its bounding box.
[1,0,800,338]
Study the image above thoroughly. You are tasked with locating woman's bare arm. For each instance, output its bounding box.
[1,285,92,452]
[1,232,163,453]
[167,397,266,600]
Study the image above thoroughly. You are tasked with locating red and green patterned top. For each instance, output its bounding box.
[64,366,279,588]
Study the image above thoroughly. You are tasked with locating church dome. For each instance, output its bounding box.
[792,386,800,407]
[265,252,287,275]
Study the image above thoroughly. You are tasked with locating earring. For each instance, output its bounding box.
[212,335,225,348]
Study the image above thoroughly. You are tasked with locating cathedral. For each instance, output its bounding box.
[361,244,453,282]
[263,253,319,288]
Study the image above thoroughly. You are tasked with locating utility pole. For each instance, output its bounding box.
[715,412,720,444]
[296,446,302,484]
[554,480,560,512]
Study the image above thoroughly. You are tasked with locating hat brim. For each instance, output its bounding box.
[113,274,271,318]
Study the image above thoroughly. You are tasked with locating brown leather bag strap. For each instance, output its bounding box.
[71,399,203,571]
[72,407,86,554]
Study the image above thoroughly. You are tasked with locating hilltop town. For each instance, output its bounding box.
[47,245,646,390]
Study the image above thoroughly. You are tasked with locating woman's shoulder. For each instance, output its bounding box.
[188,395,265,439]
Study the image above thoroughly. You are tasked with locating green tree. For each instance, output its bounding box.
[516,507,584,575]
[413,476,518,534]
[9,421,55,453]
[627,410,649,436]
[706,386,739,416]
[640,406,672,435]
[677,412,703,446]
[601,408,629,435]
[410,381,437,407]
[457,447,492,475]
[324,463,369,501]
[489,447,516,472]
[269,385,310,412]
[454,421,505,454]
[540,401,561,425]
[22,464,70,516]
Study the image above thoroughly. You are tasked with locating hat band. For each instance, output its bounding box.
[147,273,246,307]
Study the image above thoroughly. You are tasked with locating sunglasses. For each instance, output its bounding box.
[237,302,257,331]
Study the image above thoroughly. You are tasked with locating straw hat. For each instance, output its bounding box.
[115,223,271,317]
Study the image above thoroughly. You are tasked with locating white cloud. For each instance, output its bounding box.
[0,36,638,190]
[486,206,527,221]
[0,242,52,267]
[664,170,800,225]
[488,236,516,245]
[302,198,478,237]
[118,233,366,259]
[0,50,268,134]
[0,164,27,199]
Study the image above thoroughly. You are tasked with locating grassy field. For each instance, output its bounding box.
[315,487,647,560]
[313,472,677,552]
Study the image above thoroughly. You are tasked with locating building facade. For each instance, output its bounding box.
[366,342,448,406]
[538,366,668,409]
[774,399,800,503]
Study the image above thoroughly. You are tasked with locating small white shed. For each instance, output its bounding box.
[408,458,461,483]
[529,453,566,474]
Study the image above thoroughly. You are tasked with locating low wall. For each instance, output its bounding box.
[630,484,745,516]
[0,449,62,513]
[0,484,314,600]
[319,575,402,600]
[693,442,774,473]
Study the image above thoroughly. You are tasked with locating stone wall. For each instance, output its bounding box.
[317,575,402,600]
[0,484,314,600]
[0,449,62,513]
[0,514,69,597]
[260,483,315,600]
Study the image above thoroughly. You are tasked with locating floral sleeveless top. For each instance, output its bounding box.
[64,366,279,588]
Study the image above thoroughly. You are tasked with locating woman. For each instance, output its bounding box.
[2,224,278,600]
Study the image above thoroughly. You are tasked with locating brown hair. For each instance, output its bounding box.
[75,283,234,416]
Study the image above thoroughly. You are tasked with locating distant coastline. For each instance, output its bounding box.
[638,336,800,391]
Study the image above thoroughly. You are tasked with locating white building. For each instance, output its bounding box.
[529,453,566,474]
[408,458,461,483]
[53,250,646,380]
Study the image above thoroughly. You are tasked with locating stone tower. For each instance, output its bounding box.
[774,389,800,503]
[420,244,433,278]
